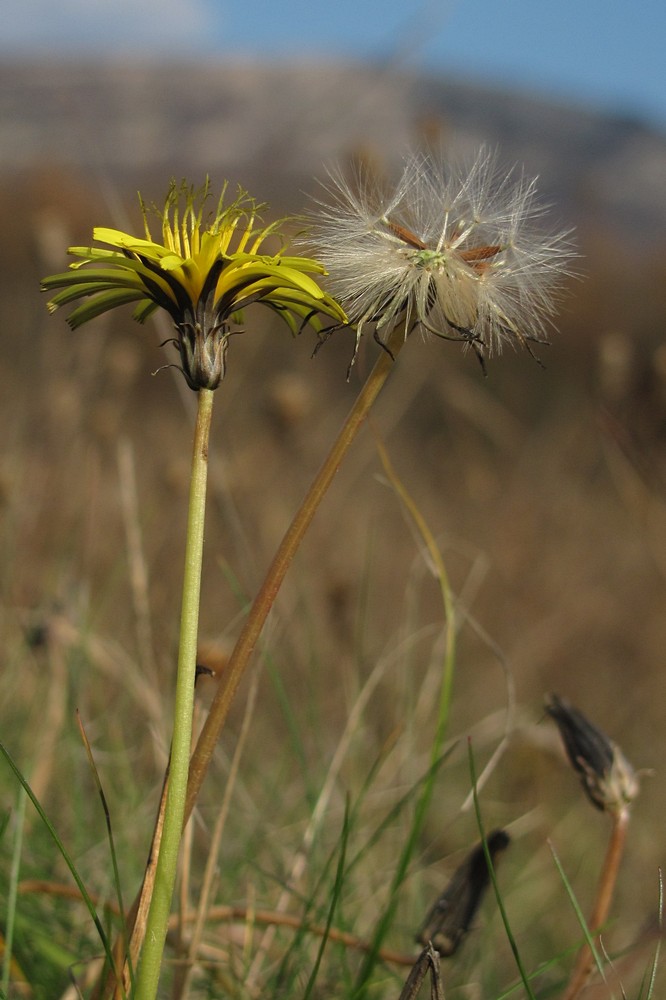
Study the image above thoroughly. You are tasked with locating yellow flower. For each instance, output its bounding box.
[42,179,346,390]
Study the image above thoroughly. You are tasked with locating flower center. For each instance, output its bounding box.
[408,248,449,270]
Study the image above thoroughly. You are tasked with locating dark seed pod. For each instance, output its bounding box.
[416,829,510,956]
[545,693,639,814]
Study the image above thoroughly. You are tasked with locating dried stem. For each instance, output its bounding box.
[184,329,405,821]
[398,944,446,1000]
[562,807,631,1000]
[19,881,416,969]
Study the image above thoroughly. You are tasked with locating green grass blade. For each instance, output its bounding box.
[1,784,28,996]
[76,710,131,996]
[0,740,119,981]
[302,800,351,999]
[350,750,454,998]
[346,747,455,879]
[548,840,605,980]
[349,439,461,998]
[644,868,664,999]
[469,741,537,1000]
[270,825,346,991]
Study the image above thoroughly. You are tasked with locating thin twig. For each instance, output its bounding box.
[398,944,446,1000]
[19,881,416,968]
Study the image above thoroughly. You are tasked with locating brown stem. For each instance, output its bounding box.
[184,329,404,820]
[19,881,416,969]
[398,945,446,1000]
[562,807,630,1000]
[90,331,402,995]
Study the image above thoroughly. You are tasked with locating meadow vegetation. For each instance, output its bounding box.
[1,163,666,997]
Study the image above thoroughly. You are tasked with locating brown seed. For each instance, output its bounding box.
[385,219,428,250]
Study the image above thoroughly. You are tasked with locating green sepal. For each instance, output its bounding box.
[64,288,149,329]
[132,299,160,324]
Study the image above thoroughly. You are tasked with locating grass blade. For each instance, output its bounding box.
[469,740,537,1000]
[302,800,351,999]
[1,784,28,997]
[0,739,119,983]
[75,709,131,995]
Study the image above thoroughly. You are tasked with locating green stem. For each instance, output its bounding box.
[135,387,214,1000]
[185,330,405,821]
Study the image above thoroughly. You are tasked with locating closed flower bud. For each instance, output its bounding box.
[545,693,639,814]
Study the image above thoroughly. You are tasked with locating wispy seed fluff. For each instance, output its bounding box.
[309,150,573,367]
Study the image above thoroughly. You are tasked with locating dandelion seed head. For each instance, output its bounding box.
[308,149,574,366]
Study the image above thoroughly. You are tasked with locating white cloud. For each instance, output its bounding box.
[4,0,222,54]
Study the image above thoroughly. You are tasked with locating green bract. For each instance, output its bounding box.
[42,179,347,390]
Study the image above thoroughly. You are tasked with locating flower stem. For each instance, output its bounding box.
[135,387,214,1000]
[562,807,630,1000]
[185,332,404,821]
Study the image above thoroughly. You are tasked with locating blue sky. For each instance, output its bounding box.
[6,0,666,130]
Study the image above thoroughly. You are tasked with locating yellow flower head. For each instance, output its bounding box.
[42,179,346,390]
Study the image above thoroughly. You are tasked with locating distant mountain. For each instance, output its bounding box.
[2,58,665,244]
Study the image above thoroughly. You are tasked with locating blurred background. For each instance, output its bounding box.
[2,1,666,996]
